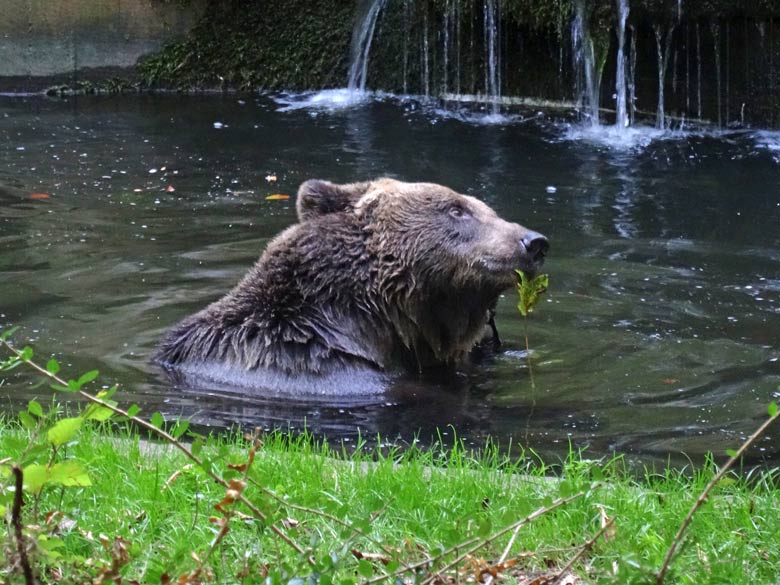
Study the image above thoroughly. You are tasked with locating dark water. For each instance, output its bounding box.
[1,93,779,467]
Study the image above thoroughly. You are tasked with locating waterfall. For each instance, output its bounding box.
[653,22,676,129]
[629,24,637,126]
[455,0,462,95]
[711,20,722,127]
[725,21,730,125]
[685,23,690,114]
[347,0,390,92]
[422,7,431,97]
[484,0,501,110]
[402,0,410,94]
[696,22,702,119]
[614,0,630,128]
[443,0,451,94]
[572,0,600,125]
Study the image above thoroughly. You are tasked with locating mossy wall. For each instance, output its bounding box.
[137,0,356,90]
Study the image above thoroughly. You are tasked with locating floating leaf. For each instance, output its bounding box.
[515,270,549,317]
[29,193,50,200]
[265,193,290,200]
[47,417,83,446]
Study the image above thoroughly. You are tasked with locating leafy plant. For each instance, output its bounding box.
[515,270,549,387]
[515,270,549,317]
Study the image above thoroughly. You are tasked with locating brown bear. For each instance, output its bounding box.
[155,178,548,395]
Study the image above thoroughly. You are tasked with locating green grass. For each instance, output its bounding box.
[2,418,779,584]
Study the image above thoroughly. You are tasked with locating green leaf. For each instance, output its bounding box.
[48,461,91,487]
[150,412,164,429]
[0,326,20,341]
[0,356,22,372]
[46,359,60,375]
[477,517,492,538]
[76,370,99,388]
[22,464,49,493]
[20,346,33,361]
[27,400,43,417]
[126,404,141,419]
[769,402,778,417]
[171,419,190,440]
[191,437,204,457]
[725,449,738,459]
[47,417,83,446]
[515,270,549,317]
[84,404,115,422]
[357,559,374,578]
[18,411,36,430]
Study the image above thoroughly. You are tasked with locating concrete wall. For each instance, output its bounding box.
[0,0,206,89]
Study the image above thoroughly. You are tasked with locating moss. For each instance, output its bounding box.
[137,0,356,91]
[45,77,139,96]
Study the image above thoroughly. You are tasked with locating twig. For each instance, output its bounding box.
[523,317,535,389]
[481,510,529,585]
[656,409,780,584]
[250,477,393,553]
[552,517,615,584]
[11,465,35,585]
[2,339,310,562]
[414,489,591,585]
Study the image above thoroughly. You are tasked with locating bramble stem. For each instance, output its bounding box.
[656,408,780,584]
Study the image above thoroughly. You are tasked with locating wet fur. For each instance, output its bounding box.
[156,178,541,393]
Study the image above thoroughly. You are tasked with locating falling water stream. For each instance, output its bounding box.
[614,0,630,128]
[572,0,601,125]
[347,0,390,92]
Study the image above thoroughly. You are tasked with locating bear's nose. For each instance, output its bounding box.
[521,231,549,264]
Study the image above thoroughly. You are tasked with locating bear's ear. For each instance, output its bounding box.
[296,179,372,222]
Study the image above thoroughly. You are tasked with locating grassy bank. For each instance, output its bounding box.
[2,418,779,584]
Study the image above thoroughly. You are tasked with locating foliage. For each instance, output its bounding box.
[137,0,355,91]
[515,270,549,317]
[1,332,780,584]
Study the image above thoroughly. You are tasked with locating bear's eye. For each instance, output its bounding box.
[449,205,467,219]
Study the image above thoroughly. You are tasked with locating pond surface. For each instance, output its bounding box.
[1,93,779,467]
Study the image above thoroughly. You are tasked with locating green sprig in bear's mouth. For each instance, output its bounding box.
[515,270,549,317]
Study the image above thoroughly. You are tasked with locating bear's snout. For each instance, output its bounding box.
[520,231,549,266]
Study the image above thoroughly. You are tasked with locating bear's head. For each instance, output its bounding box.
[297,178,548,293]
[296,178,548,365]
